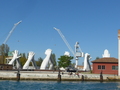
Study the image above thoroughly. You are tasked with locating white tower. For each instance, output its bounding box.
[64,51,70,57]
[102,49,110,58]
[118,30,120,76]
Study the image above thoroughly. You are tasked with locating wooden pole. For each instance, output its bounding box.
[17,68,20,81]
[57,68,61,81]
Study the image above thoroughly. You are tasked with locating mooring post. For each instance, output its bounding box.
[57,68,61,81]
[17,68,20,81]
[81,75,84,81]
[100,71,103,82]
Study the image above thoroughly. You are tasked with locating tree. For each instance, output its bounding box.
[70,63,76,67]
[0,44,10,64]
[19,53,27,66]
[58,55,73,68]
[0,44,9,56]
[96,57,100,60]
[36,57,43,66]
[20,53,26,58]
[51,53,57,67]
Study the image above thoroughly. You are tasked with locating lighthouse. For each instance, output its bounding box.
[118,30,120,75]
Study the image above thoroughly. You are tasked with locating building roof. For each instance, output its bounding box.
[6,56,13,59]
[91,57,118,63]
[77,65,84,68]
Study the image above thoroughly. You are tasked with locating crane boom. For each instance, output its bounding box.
[54,27,75,56]
[54,27,85,68]
[3,20,22,44]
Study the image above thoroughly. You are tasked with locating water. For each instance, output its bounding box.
[0,80,120,90]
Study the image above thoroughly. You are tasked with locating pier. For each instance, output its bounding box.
[0,70,119,81]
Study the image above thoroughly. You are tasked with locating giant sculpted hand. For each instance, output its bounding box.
[9,50,20,64]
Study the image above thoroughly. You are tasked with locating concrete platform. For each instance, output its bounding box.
[0,70,119,81]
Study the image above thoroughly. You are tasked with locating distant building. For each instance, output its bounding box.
[8,51,13,57]
[0,64,13,70]
[77,65,84,70]
[5,56,13,64]
[5,51,13,64]
[92,57,118,74]
[0,55,13,70]
[0,52,13,70]
[91,49,118,75]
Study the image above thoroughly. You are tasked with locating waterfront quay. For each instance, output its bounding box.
[0,70,119,81]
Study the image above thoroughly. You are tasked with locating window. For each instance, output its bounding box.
[102,65,105,69]
[98,65,101,69]
[98,65,105,70]
[112,66,115,70]
[0,66,3,69]
[112,66,118,70]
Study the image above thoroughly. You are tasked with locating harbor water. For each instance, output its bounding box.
[0,80,120,90]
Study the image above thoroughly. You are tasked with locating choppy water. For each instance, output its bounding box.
[0,80,120,90]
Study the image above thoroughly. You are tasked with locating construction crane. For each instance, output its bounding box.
[3,20,22,44]
[54,27,75,56]
[54,27,83,68]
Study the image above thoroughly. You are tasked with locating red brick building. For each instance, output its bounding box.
[92,57,118,75]
[0,64,13,70]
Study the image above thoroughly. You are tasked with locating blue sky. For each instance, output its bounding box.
[0,0,120,65]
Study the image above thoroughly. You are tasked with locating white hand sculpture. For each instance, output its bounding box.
[23,51,35,69]
[9,50,21,64]
[28,52,35,60]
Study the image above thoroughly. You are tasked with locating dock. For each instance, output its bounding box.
[0,70,119,81]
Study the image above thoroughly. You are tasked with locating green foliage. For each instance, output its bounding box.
[96,57,100,60]
[70,63,75,67]
[36,57,43,66]
[58,55,73,68]
[90,70,92,73]
[20,53,26,58]
[0,44,9,56]
[51,53,57,67]
[0,44,10,64]
[19,53,27,66]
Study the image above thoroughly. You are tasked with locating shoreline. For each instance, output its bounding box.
[0,70,119,81]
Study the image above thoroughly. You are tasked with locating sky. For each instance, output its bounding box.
[0,0,120,65]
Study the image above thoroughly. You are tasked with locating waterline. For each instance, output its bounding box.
[0,80,119,90]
